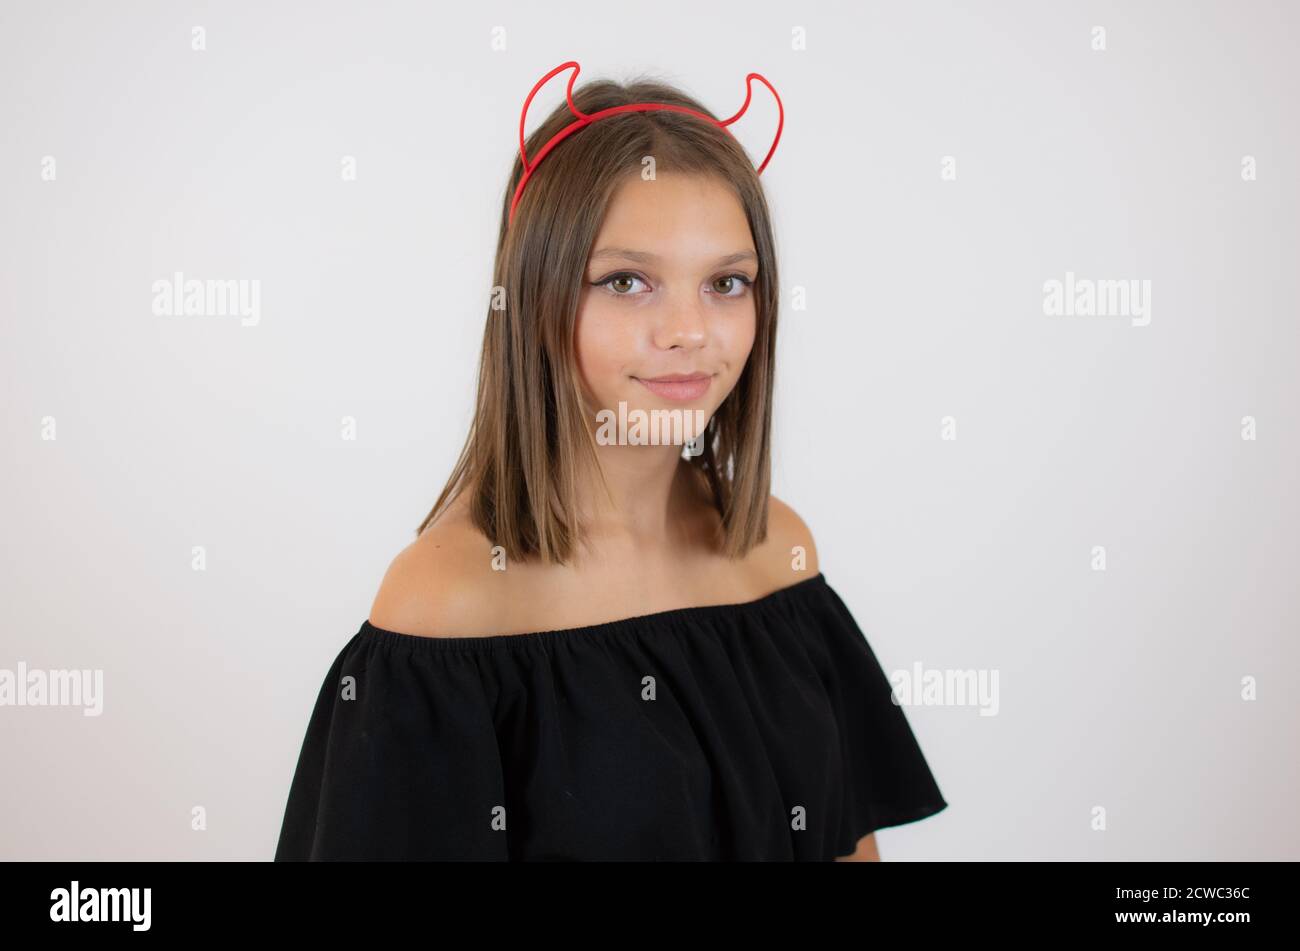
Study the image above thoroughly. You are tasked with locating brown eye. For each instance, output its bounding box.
[591,272,648,296]
[712,274,753,298]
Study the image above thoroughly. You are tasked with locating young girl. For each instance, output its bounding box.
[274,62,947,861]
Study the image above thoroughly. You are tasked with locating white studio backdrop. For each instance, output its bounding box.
[0,0,1296,860]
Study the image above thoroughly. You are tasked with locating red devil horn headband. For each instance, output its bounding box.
[509,60,784,225]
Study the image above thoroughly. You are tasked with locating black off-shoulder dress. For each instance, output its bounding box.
[274,571,948,861]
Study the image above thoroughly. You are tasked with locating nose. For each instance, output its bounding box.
[652,287,708,350]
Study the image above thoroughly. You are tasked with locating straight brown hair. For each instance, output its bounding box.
[417,69,780,564]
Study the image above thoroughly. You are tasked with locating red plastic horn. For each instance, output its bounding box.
[509,60,784,225]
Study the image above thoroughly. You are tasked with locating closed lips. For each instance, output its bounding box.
[634,373,713,401]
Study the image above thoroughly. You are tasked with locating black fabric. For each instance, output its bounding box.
[274,572,948,861]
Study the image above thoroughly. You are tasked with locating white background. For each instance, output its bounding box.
[1,0,1296,860]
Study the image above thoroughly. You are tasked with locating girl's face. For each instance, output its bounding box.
[574,173,758,437]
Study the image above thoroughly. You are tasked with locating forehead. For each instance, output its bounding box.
[590,173,754,262]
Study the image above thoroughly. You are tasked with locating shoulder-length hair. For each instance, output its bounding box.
[417,69,780,564]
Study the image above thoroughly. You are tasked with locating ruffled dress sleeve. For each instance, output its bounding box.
[800,578,949,856]
[273,631,509,861]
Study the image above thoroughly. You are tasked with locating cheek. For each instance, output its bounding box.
[574,295,638,395]
[717,305,758,375]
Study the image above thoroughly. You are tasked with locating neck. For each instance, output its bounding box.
[575,442,699,548]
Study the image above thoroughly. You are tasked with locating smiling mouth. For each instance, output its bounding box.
[633,374,713,402]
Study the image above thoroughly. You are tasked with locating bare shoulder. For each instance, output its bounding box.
[754,494,820,586]
[367,500,503,638]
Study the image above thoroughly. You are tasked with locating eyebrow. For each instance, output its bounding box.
[590,247,758,267]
